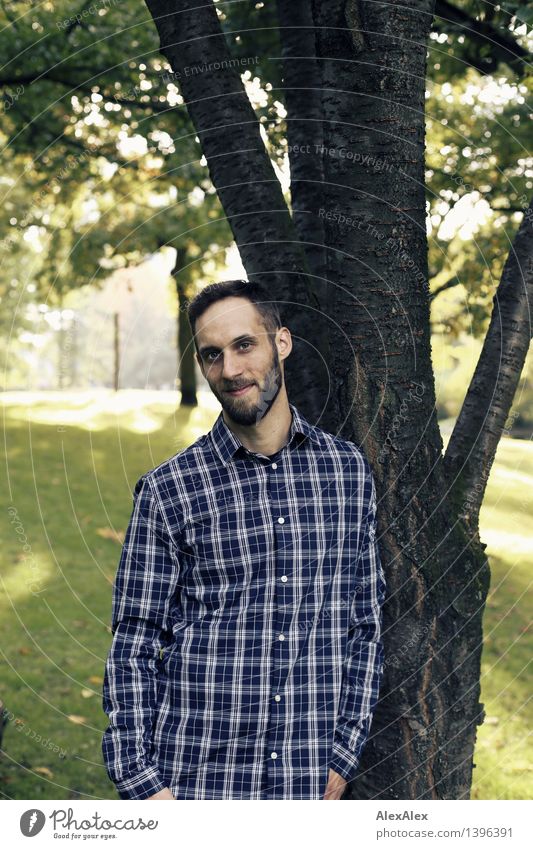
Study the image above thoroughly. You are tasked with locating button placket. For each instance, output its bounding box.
[266,455,291,791]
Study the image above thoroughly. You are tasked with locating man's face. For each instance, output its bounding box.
[194,297,290,426]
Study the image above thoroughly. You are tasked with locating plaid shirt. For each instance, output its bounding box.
[101,402,386,800]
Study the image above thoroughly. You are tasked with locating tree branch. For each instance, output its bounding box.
[143,0,329,419]
[64,1,97,36]
[429,275,461,300]
[434,0,531,76]
[0,71,174,115]
[444,198,533,531]
[276,0,325,295]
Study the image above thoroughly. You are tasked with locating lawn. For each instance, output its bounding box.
[0,391,531,799]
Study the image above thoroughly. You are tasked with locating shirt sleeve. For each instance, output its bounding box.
[329,462,386,782]
[101,473,181,800]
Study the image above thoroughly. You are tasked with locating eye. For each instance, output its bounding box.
[239,342,252,351]
[206,351,221,362]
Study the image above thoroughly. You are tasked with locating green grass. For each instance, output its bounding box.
[0,391,531,799]
[0,390,219,800]
[464,437,533,800]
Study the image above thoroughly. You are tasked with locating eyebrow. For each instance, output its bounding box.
[198,335,258,358]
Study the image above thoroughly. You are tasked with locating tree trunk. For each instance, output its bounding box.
[172,248,197,406]
[57,294,65,390]
[113,312,120,392]
[312,0,491,800]
[276,0,326,299]
[444,198,533,530]
[143,0,330,422]
[141,0,530,800]
[0,699,7,751]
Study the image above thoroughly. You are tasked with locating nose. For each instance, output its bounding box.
[220,348,244,383]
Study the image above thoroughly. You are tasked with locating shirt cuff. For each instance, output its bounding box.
[114,764,168,800]
[329,737,361,783]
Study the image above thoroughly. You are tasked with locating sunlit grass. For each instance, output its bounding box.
[1,389,220,434]
[0,390,219,800]
[471,437,532,800]
[0,392,531,799]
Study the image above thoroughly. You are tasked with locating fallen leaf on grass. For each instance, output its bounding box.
[67,714,87,725]
[96,527,125,544]
[33,767,54,778]
[88,676,103,685]
[80,689,94,699]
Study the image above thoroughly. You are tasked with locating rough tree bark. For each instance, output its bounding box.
[276,0,326,297]
[142,0,531,799]
[172,247,198,407]
[144,0,330,421]
[309,0,492,800]
[444,199,533,529]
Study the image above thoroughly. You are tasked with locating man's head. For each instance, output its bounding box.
[187,280,292,426]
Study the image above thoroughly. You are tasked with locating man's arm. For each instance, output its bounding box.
[329,462,386,783]
[101,473,180,800]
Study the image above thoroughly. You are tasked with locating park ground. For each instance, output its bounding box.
[0,391,531,800]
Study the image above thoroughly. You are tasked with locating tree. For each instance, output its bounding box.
[142,0,532,799]
[0,0,231,401]
[1,1,529,383]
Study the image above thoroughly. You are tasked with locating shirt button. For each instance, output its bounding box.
[274,694,281,702]
[271,463,278,469]
[271,752,278,759]
[280,575,288,583]
[277,517,285,524]
[278,634,285,641]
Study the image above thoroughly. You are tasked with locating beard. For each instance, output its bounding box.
[211,338,283,426]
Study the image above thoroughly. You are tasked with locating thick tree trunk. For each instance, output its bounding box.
[113,312,120,392]
[444,198,533,530]
[144,0,330,422]
[0,699,6,751]
[276,0,326,299]
[142,0,528,801]
[312,0,490,799]
[172,248,197,407]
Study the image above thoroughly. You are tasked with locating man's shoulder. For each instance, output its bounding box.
[312,423,372,476]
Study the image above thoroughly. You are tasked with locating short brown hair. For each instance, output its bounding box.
[187,280,282,350]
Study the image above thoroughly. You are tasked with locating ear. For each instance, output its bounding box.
[277,327,292,362]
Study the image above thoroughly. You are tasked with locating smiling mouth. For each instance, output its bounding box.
[226,384,254,396]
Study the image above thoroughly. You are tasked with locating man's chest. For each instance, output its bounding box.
[167,454,368,607]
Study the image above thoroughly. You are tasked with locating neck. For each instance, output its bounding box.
[222,389,292,456]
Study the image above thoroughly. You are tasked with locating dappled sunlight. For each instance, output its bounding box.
[1,389,220,435]
[490,466,533,488]
[482,528,533,558]
[0,551,56,606]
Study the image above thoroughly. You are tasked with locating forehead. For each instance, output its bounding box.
[195,297,267,348]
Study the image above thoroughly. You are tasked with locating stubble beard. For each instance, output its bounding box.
[215,341,283,427]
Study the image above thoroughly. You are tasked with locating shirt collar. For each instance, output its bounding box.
[210,402,320,467]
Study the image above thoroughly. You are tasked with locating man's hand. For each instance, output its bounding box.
[146,787,175,800]
[323,768,347,800]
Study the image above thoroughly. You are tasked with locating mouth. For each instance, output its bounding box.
[226,384,254,397]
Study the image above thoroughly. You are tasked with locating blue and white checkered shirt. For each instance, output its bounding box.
[101,402,386,799]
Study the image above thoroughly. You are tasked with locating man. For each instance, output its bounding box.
[101,279,386,800]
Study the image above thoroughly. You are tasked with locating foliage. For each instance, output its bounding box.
[0,1,530,338]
